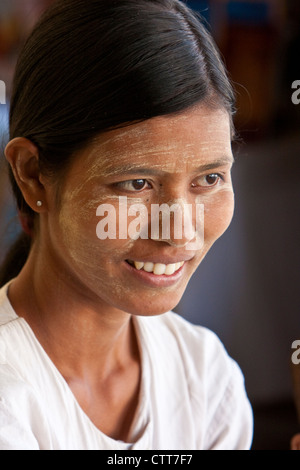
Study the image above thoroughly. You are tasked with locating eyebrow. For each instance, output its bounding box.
[104,157,234,177]
[193,157,234,173]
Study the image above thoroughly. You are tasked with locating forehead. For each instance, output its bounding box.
[79,104,232,175]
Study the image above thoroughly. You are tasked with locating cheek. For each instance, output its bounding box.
[57,193,136,270]
[202,188,235,244]
[55,194,109,273]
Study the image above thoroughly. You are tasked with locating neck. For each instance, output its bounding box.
[7,247,138,382]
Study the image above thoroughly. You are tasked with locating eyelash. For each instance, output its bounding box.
[114,179,152,192]
[192,173,224,188]
[114,173,224,193]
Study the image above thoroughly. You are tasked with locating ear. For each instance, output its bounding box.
[5,137,47,212]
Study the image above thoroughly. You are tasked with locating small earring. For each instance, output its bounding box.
[36,200,43,207]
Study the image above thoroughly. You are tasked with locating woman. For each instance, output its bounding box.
[0,0,253,450]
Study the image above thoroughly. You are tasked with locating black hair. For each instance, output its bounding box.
[0,0,235,287]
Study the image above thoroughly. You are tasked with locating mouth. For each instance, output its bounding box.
[126,260,184,276]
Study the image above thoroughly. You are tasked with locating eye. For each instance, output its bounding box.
[192,173,223,188]
[204,174,221,186]
[115,179,151,192]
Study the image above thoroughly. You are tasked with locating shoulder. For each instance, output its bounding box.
[136,310,245,405]
[0,283,31,369]
[0,282,40,420]
[0,282,18,327]
[0,283,22,367]
[0,363,50,450]
[136,310,232,374]
[0,285,52,449]
[136,312,253,449]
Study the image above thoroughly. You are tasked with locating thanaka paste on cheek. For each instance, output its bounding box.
[52,104,234,316]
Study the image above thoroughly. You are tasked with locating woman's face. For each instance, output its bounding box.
[45,104,234,316]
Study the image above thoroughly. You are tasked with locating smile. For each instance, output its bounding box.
[127,260,184,276]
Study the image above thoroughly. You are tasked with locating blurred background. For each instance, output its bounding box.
[0,0,299,450]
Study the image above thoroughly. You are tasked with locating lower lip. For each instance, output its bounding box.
[124,261,185,287]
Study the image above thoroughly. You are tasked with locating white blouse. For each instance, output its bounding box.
[0,283,253,450]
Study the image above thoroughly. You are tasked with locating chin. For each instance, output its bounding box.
[125,293,183,318]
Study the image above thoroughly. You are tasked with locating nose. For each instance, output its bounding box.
[149,198,204,250]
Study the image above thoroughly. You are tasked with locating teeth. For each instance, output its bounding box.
[131,260,184,275]
[144,262,154,272]
[134,261,145,270]
[174,262,181,272]
[153,263,166,275]
[165,264,176,275]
